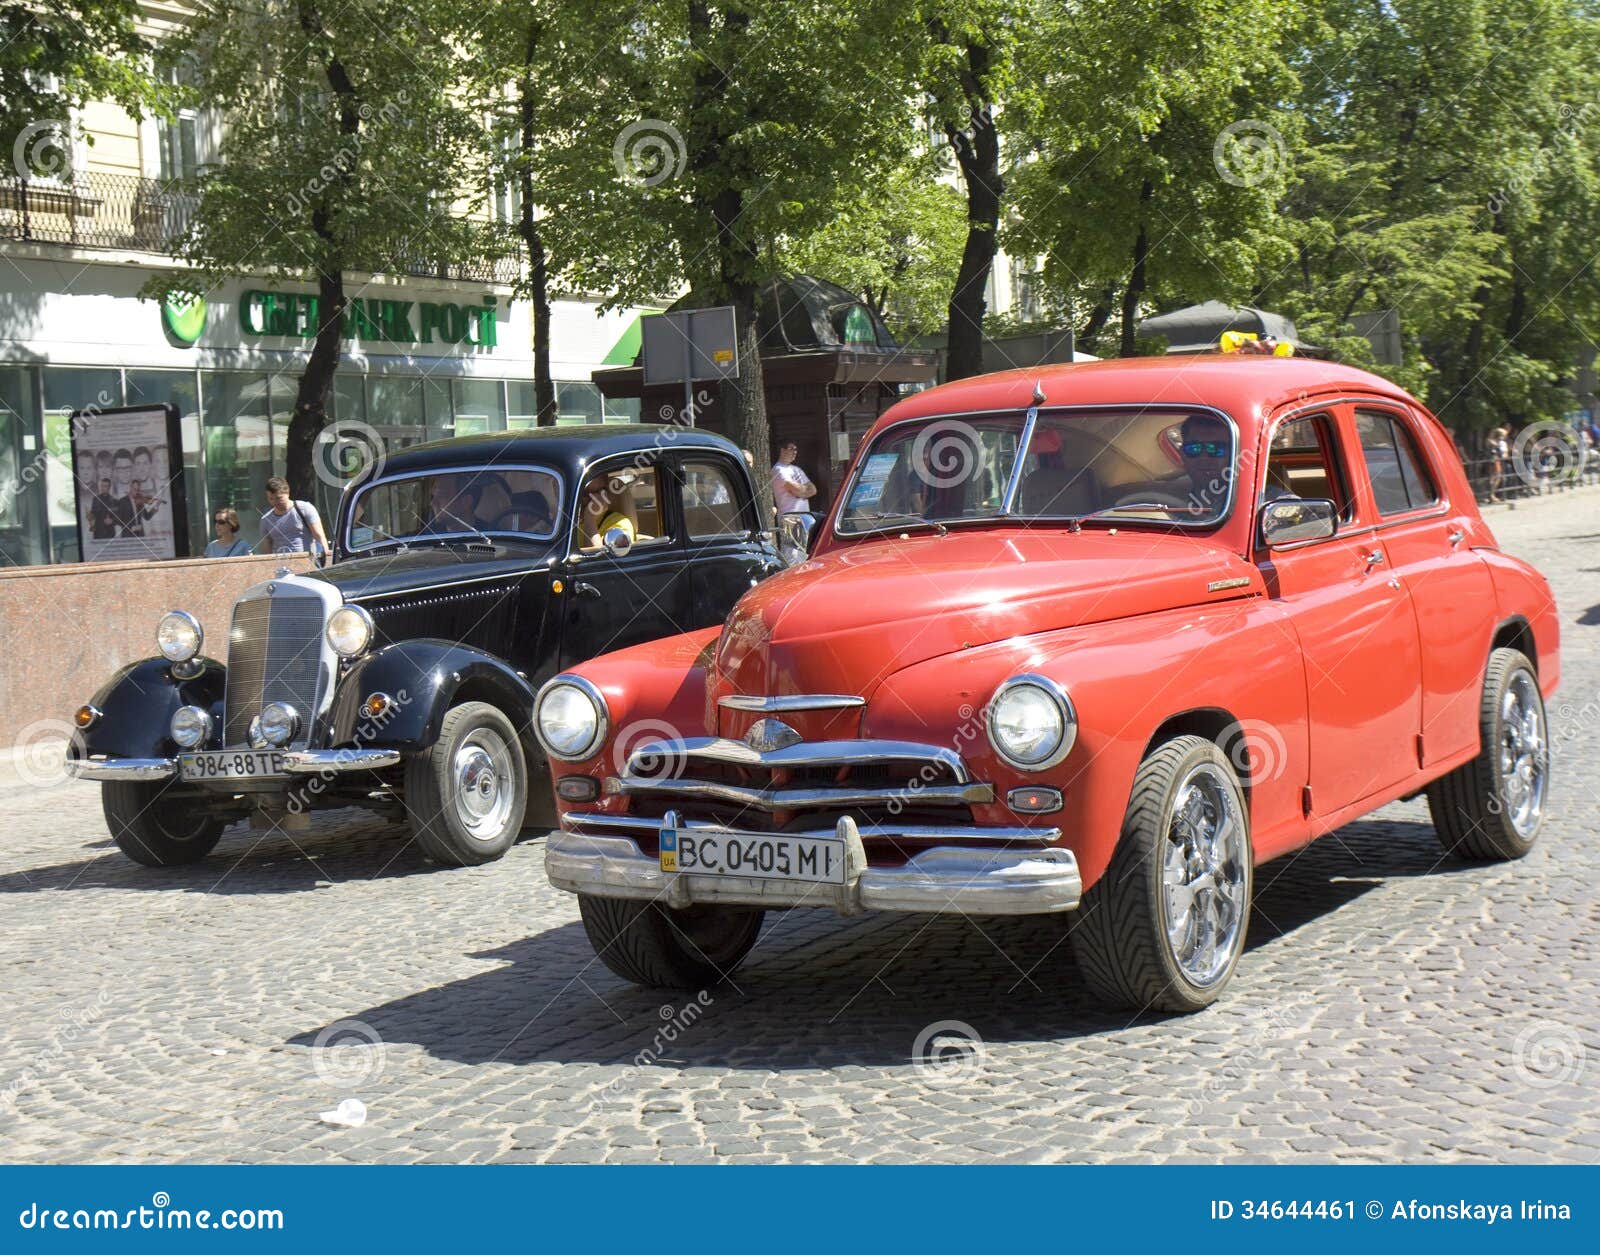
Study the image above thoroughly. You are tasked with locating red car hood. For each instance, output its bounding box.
[712,528,1260,700]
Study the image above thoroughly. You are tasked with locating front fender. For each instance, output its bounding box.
[78,657,227,759]
[326,639,538,753]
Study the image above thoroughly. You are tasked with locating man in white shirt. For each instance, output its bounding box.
[771,441,816,516]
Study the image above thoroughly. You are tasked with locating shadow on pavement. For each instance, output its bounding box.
[0,811,516,895]
[293,817,1487,1071]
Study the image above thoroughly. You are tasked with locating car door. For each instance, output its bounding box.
[675,451,783,630]
[1256,406,1423,813]
[1349,405,1496,768]
[557,454,692,668]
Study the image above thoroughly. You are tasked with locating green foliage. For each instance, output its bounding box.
[161,0,492,289]
[1,0,163,169]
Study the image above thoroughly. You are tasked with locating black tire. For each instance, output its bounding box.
[578,895,764,989]
[403,701,527,866]
[103,780,225,867]
[1427,648,1547,861]
[1072,735,1253,1013]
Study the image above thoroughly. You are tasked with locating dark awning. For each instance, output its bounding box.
[1137,301,1315,354]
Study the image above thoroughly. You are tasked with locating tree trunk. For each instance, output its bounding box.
[1077,285,1117,353]
[518,27,556,425]
[286,259,344,497]
[1118,183,1153,358]
[941,38,1002,382]
[690,1,772,522]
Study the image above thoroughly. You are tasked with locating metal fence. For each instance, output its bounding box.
[0,169,522,286]
[1460,451,1600,503]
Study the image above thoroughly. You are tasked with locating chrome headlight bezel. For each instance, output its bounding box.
[156,610,203,663]
[326,604,375,657]
[169,704,213,749]
[534,675,609,762]
[257,701,300,747]
[986,673,1077,771]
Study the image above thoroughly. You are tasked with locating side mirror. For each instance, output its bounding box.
[602,525,633,557]
[1260,497,1338,548]
[776,513,818,566]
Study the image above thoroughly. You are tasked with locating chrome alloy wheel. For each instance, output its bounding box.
[452,727,515,840]
[1498,669,1547,839]
[1160,764,1249,988]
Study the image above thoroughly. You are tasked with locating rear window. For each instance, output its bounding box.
[1355,410,1439,515]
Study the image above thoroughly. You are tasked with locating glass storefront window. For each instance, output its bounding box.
[127,370,206,557]
[555,380,603,426]
[203,372,272,548]
[422,377,452,441]
[42,368,123,562]
[452,379,506,436]
[368,376,426,430]
[507,381,539,429]
[333,374,366,423]
[0,367,47,567]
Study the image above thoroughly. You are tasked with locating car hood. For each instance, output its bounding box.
[309,546,554,602]
[711,528,1262,700]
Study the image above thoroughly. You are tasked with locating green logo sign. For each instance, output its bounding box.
[162,291,208,345]
[239,289,499,349]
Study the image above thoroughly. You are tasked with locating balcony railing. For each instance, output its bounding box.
[0,169,523,286]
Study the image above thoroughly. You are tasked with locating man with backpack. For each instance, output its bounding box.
[261,476,330,564]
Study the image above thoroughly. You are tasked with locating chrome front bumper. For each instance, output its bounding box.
[66,748,400,783]
[546,815,1082,916]
[65,756,176,781]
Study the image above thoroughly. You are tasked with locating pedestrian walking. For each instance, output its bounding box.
[1486,425,1509,502]
[204,506,252,558]
[260,476,330,563]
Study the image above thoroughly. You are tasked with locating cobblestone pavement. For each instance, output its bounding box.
[1,490,1597,1165]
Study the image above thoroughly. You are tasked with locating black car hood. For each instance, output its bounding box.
[308,545,557,603]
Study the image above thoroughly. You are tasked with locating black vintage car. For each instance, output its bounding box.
[66,425,786,867]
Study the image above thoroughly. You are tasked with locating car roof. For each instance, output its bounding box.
[373,423,744,481]
[873,356,1419,441]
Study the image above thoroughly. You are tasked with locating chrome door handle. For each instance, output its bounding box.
[1364,550,1385,567]
[1447,528,1465,546]
[573,581,601,599]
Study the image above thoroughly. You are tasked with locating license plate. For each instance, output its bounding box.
[659,827,847,885]
[179,749,287,781]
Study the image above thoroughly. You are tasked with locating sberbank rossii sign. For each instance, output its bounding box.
[239,289,499,348]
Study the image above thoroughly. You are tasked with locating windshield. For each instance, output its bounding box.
[348,466,561,550]
[836,408,1237,533]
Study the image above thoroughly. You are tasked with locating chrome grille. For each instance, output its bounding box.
[224,586,329,747]
[610,736,995,837]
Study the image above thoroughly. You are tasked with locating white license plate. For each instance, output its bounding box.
[180,749,287,781]
[659,828,847,885]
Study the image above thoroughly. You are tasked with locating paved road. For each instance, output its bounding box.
[2,491,1596,1164]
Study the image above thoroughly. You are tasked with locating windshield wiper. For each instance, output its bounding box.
[1066,503,1205,532]
[851,511,948,536]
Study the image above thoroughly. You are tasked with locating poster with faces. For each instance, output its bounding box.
[72,406,180,563]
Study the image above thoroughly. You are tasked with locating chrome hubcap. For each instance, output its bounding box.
[1161,764,1248,987]
[1499,671,1546,838]
[452,729,514,840]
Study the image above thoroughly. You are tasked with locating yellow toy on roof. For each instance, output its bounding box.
[1220,330,1296,356]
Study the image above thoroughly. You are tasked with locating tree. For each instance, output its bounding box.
[1010,1,1301,356]
[1259,0,1600,437]
[524,0,923,516]
[2,1,161,175]
[777,157,967,341]
[159,0,493,496]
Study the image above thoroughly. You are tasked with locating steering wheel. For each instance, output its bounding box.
[1112,489,1191,513]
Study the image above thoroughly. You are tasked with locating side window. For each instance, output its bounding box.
[681,459,745,538]
[1356,410,1440,515]
[1265,412,1353,520]
[575,463,668,551]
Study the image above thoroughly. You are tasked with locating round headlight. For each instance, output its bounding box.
[170,705,213,749]
[257,702,300,747]
[326,605,375,657]
[535,677,608,761]
[987,674,1076,770]
[156,610,203,662]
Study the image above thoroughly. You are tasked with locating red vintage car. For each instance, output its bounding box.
[532,356,1558,1011]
